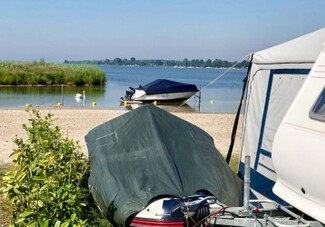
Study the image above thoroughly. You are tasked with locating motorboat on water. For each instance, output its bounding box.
[120,79,199,103]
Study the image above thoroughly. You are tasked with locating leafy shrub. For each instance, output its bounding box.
[0,164,12,226]
[0,108,110,226]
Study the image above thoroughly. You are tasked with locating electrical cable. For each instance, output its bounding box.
[172,53,251,112]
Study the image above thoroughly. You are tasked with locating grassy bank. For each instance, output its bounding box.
[0,60,106,86]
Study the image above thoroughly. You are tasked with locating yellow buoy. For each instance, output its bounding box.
[92,101,96,107]
[153,101,157,106]
[57,102,62,107]
[123,101,127,106]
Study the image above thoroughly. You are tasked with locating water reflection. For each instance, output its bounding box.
[0,86,105,108]
[121,102,198,113]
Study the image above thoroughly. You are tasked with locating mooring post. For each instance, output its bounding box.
[61,84,64,105]
[198,86,201,112]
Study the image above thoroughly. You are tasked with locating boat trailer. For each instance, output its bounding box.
[178,156,324,227]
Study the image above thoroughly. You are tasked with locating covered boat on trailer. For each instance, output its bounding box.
[120,79,199,103]
[85,105,242,226]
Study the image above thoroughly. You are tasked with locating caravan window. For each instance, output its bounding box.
[310,86,325,122]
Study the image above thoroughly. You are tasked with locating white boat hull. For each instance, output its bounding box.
[133,90,196,101]
[121,89,197,102]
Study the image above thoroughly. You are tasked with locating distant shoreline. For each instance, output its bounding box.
[66,57,249,69]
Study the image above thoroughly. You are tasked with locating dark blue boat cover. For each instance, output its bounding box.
[141,79,199,95]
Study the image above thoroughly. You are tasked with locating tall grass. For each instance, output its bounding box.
[0,61,106,86]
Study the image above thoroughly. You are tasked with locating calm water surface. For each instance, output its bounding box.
[0,66,247,113]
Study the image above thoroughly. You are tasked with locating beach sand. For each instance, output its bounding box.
[0,107,242,165]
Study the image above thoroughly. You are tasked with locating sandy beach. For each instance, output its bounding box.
[0,107,242,165]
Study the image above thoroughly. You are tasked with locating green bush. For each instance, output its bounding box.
[0,108,111,226]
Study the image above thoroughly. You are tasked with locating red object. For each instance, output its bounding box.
[253,208,260,213]
[130,218,185,227]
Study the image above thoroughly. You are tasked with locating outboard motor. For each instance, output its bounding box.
[122,87,135,101]
[129,193,214,227]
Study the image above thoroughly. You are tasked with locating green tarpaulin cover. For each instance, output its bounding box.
[85,105,242,226]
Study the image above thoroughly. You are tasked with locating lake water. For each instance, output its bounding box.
[0,65,247,113]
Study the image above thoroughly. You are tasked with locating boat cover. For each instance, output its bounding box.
[141,79,199,95]
[85,105,242,226]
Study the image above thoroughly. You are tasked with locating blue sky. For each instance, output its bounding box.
[1,0,325,62]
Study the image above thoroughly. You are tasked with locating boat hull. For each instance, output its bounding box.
[129,194,213,227]
[121,91,197,103]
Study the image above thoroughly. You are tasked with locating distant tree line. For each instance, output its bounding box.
[64,57,249,68]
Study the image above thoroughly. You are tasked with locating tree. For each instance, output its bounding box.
[182,58,190,67]
[205,59,212,67]
[199,59,205,67]
[213,58,223,68]
[166,60,177,67]
[122,58,128,65]
[154,60,163,66]
[130,57,136,65]
[190,59,198,67]
[113,58,123,65]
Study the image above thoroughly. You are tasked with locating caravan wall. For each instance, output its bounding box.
[238,28,325,205]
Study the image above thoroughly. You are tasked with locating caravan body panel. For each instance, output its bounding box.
[272,45,325,223]
[239,28,325,206]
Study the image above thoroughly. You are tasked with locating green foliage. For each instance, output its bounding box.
[0,61,106,86]
[0,108,111,226]
[0,165,13,226]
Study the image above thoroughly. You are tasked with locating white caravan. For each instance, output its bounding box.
[272,44,325,224]
[237,28,325,206]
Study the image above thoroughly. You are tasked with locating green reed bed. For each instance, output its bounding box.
[0,61,106,86]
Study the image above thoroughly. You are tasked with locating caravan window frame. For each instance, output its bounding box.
[309,86,325,122]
